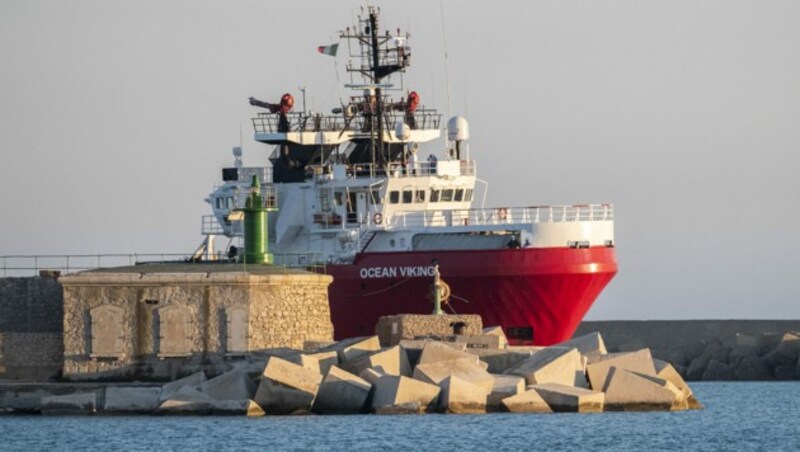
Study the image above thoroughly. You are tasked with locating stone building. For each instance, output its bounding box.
[58,264,333,381]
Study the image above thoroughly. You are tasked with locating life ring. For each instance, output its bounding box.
[373,212,383,225]
[497,208,509,221]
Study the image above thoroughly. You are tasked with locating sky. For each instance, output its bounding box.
[1,0,798,320]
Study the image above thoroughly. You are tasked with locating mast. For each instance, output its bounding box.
[369,10,385,167]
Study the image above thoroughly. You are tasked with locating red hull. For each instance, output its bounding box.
[324,247,617,346]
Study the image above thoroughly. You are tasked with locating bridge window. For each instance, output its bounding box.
[415,190,426,203]
[371,190,382,204]
[455,188,464,202]
[430,188,440,202]
[403,190,413,203]
[389,191,400,204]
[465,189,473,201]
[441,189,454,202]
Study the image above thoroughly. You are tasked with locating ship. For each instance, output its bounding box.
[200,6,617,345]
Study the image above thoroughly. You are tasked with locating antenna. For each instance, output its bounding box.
[440,0,452,121]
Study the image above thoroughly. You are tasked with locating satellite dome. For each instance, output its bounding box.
[447,116,469,142]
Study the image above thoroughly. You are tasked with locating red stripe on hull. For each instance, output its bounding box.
[324,247,617,346]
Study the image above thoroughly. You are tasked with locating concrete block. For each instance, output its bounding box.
[531,383,604,413]
[413,357,495,393]
[159,371,207,403]
[343,346,412,377]
[41,392,97,415]
[399,340,466,367]
[505,347,587,388]
[359,368,385,385]
[453,334,501,350]
[729,344,760,364]
[467,349,534,374]
[604,367,683,411]
[586,349,656,391]
[501,388,552,413]
[773,365,796,381]
[732,355,773,381]
[285,353,324,375]
[312,366,372,414]
[758,332,783,355]
[774,332,800,364]
[306,351,339,376]
[371,375,440,414]
[254,356,323,415]
[482,326,509,349]
[438,375,490,414]
[198,369,256,401]
[557,332,607,356]
[702,359,735,381]
[417,341,481,367]
[157,386,214,415]
[487,374,526,411]
[104,387,161,413]
[209,399,265,416]
[322,336,382,363]
[653,359,695,400]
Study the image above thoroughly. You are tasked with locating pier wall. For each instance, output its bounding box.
[0,277,64,380]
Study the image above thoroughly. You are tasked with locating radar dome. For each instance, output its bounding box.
[395,121,411,141]
[232,147,243,157]
[447,116,469,142]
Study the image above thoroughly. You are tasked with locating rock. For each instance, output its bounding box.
[505,347,586,388]
[531,383,604,413]
[157,386,214,415]
[41,392,97,415]
[482,326,509,349]
[210,399,265,416]
[773,365,796,381]
[586,349,657,390]
[417,341,482,366]
[500,388,552,413]
[371,376,440,414]
[702,359,735,381]
[198,369,256,401]
[399,340,466,367]
[732,355,773,381]
[343,346,412,377]
[603,367,683,411]
[159,371,207,403]
[467,349,534,374]
[254,356,323,415]
[413,357,495,393]
[104,387,161,413]
[438,375,490,414]
[312,366,372,414]
[556,332,608,356]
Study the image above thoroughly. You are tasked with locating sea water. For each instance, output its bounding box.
[1,382,798,451]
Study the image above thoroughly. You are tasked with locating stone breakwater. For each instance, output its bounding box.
[0,331,701,415]
[575,320,800,381]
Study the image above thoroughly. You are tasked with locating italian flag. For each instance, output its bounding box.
[317,43,339,57]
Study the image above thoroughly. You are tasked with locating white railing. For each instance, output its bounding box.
[388,204,614,228]
[329,159,474,180]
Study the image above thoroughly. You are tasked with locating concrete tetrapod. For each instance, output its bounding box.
[198,369,256,401]
[41,392,97,415]
[254,356,323,415]
[504,347,587,388]
[104,387,161,414]
[438,375,490,414]
[313,366,372,414]
[586,349,657,391]
[371,375,440,414]
[501,388,552,413]
[603,367,684,411]
[530,383,605,413]
[413,357,495,393]
[343,346,412,377]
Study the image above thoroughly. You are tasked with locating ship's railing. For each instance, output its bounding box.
[252,110,441,134]
[388,204,614,228]
[325,159,474,180]
[0,253,327,277]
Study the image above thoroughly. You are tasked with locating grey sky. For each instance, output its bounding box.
[1,0,798,320]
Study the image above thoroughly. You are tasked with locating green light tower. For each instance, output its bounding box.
[238,175,273,264]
